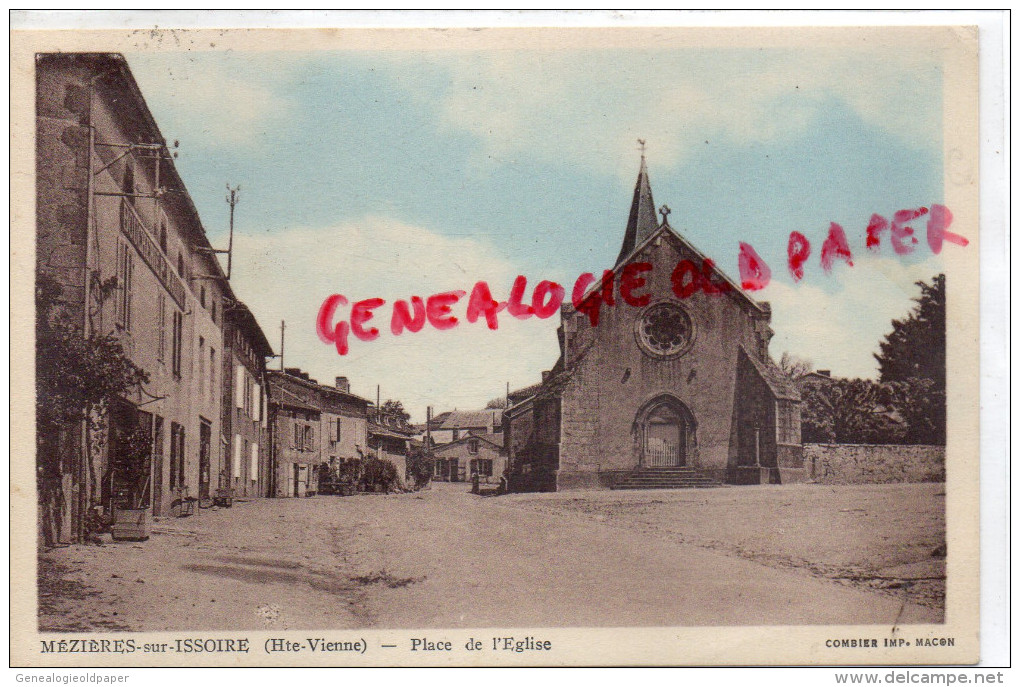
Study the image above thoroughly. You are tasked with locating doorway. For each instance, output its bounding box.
[638,397,694,467]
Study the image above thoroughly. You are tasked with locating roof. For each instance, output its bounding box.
[615,155,660,267]
[508,382,542,403]
[266,381,321,413]
[740,346,801,401]
[266,369,371,406]
[227,299,274,357]
[438,409,504,430]
[433,432,504,453]
[368,422,414,440]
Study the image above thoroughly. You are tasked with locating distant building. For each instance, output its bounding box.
[266,369,370,497]
[432,433,506,484]
[367,403,416,487]
[432,409,504,445]
[222,302,273,500]
[505,156,802,492]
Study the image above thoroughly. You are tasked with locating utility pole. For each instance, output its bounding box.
[225,185,240,279]
[376,385,381,459]
[279,320,285,371]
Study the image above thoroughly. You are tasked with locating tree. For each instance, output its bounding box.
[875,275,945,386]
[778,352,813,379]
[36,275,149,544]
[485,396,508,409]
[404,443,434,490]
[800,377,903,444]
[380,399,410,423]
[874,275,946,445]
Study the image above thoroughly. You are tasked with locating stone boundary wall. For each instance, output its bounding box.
[803,444,945,484]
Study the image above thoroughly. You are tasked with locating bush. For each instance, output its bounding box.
[361,458,399,492]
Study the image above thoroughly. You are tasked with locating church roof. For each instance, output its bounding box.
[614,155,660,267]
[740,346,802,401]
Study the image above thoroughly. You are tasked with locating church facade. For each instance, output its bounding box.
[504,157,803,492]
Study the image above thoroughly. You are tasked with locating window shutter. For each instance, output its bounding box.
[233,435,242,478]
[294,423,301,449]
[250,443,259,481]
[235,365,245,409]
[253,383,261,422]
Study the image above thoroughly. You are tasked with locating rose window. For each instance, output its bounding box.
[637,303,693,357]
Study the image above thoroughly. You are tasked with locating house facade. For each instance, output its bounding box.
[432,433,506,484]
[433,409,504,444]
[222,302,273,499]
[36,53,240,541]
[266,369,371,497]
[505,156,802,492]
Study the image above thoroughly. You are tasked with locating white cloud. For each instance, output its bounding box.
[766,252,944,379]
[229,215,561,422]
[398,47,941,180]
[128,54,293,146]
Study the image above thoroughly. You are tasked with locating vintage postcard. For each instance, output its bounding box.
[12,16,987,668]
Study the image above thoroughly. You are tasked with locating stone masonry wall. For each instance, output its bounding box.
[803,444,945,484]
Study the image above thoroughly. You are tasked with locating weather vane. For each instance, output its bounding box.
[637,138,646,157]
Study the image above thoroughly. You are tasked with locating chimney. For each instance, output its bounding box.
[299,371,310,381]
[541,370,551,383]
[335,376,350,393]
[285,367,302,377]
[817,370,831,377]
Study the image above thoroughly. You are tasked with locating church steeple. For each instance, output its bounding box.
[615,144,660,267]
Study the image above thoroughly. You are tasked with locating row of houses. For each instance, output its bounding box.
[34,52,419,545]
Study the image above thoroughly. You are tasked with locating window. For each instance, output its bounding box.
[335,417,342,444]
[198,336,205,392]
[171,310,184,377]
[116,241,134,331]
[177,253,185,279]
[233,434,242,479]
[211,299,217,324]
[304,424,314,451]
[776,401,799,445]
[470,458,493,477]
[200,286,207,309]
[468,438,480,455]
[169,422,185,490]
[159,218,168,253]
[636,302,693,358]
[235,365,245,410]
[123,164,135,206]
[157,293,166,361]
[293,423,302,450]
[209,348,216,399]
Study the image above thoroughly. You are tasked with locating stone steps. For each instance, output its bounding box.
[611,467,726,490]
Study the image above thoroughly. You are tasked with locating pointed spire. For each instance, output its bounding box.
[615,146,660,266]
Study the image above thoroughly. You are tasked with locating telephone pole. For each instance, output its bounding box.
[226,185,240,279]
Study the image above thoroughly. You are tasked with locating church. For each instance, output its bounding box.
[504,155,804,492]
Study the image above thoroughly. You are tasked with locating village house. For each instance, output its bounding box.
[432,409,504,445]
[432,433,506,484]
[367,405,416,487]
[35,53,251,541]
[221,302,274,501]
[266,369,370,497]
[505,155,802,492]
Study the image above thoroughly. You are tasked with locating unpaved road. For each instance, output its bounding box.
[38,482,944,632]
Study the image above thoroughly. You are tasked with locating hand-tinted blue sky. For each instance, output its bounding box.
[127,45,949,420]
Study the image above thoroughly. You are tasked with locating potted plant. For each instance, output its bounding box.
[110,426,152,541]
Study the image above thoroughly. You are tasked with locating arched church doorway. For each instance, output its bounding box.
[637,396,695,467]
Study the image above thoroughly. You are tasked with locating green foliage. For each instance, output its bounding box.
[874,275,946,445]
[875,275,946,387]
[380,399,410,423]
[404,443,433,490]
[800,377,903,444]
[361,457,399,492]
[778,352,813,379]
[485,397,508,409]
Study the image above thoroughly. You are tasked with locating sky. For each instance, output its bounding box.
[126,43,953,422]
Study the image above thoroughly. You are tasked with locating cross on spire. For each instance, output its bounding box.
[659,204,671,226]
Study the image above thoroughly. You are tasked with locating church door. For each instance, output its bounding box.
[641,401,689,467]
